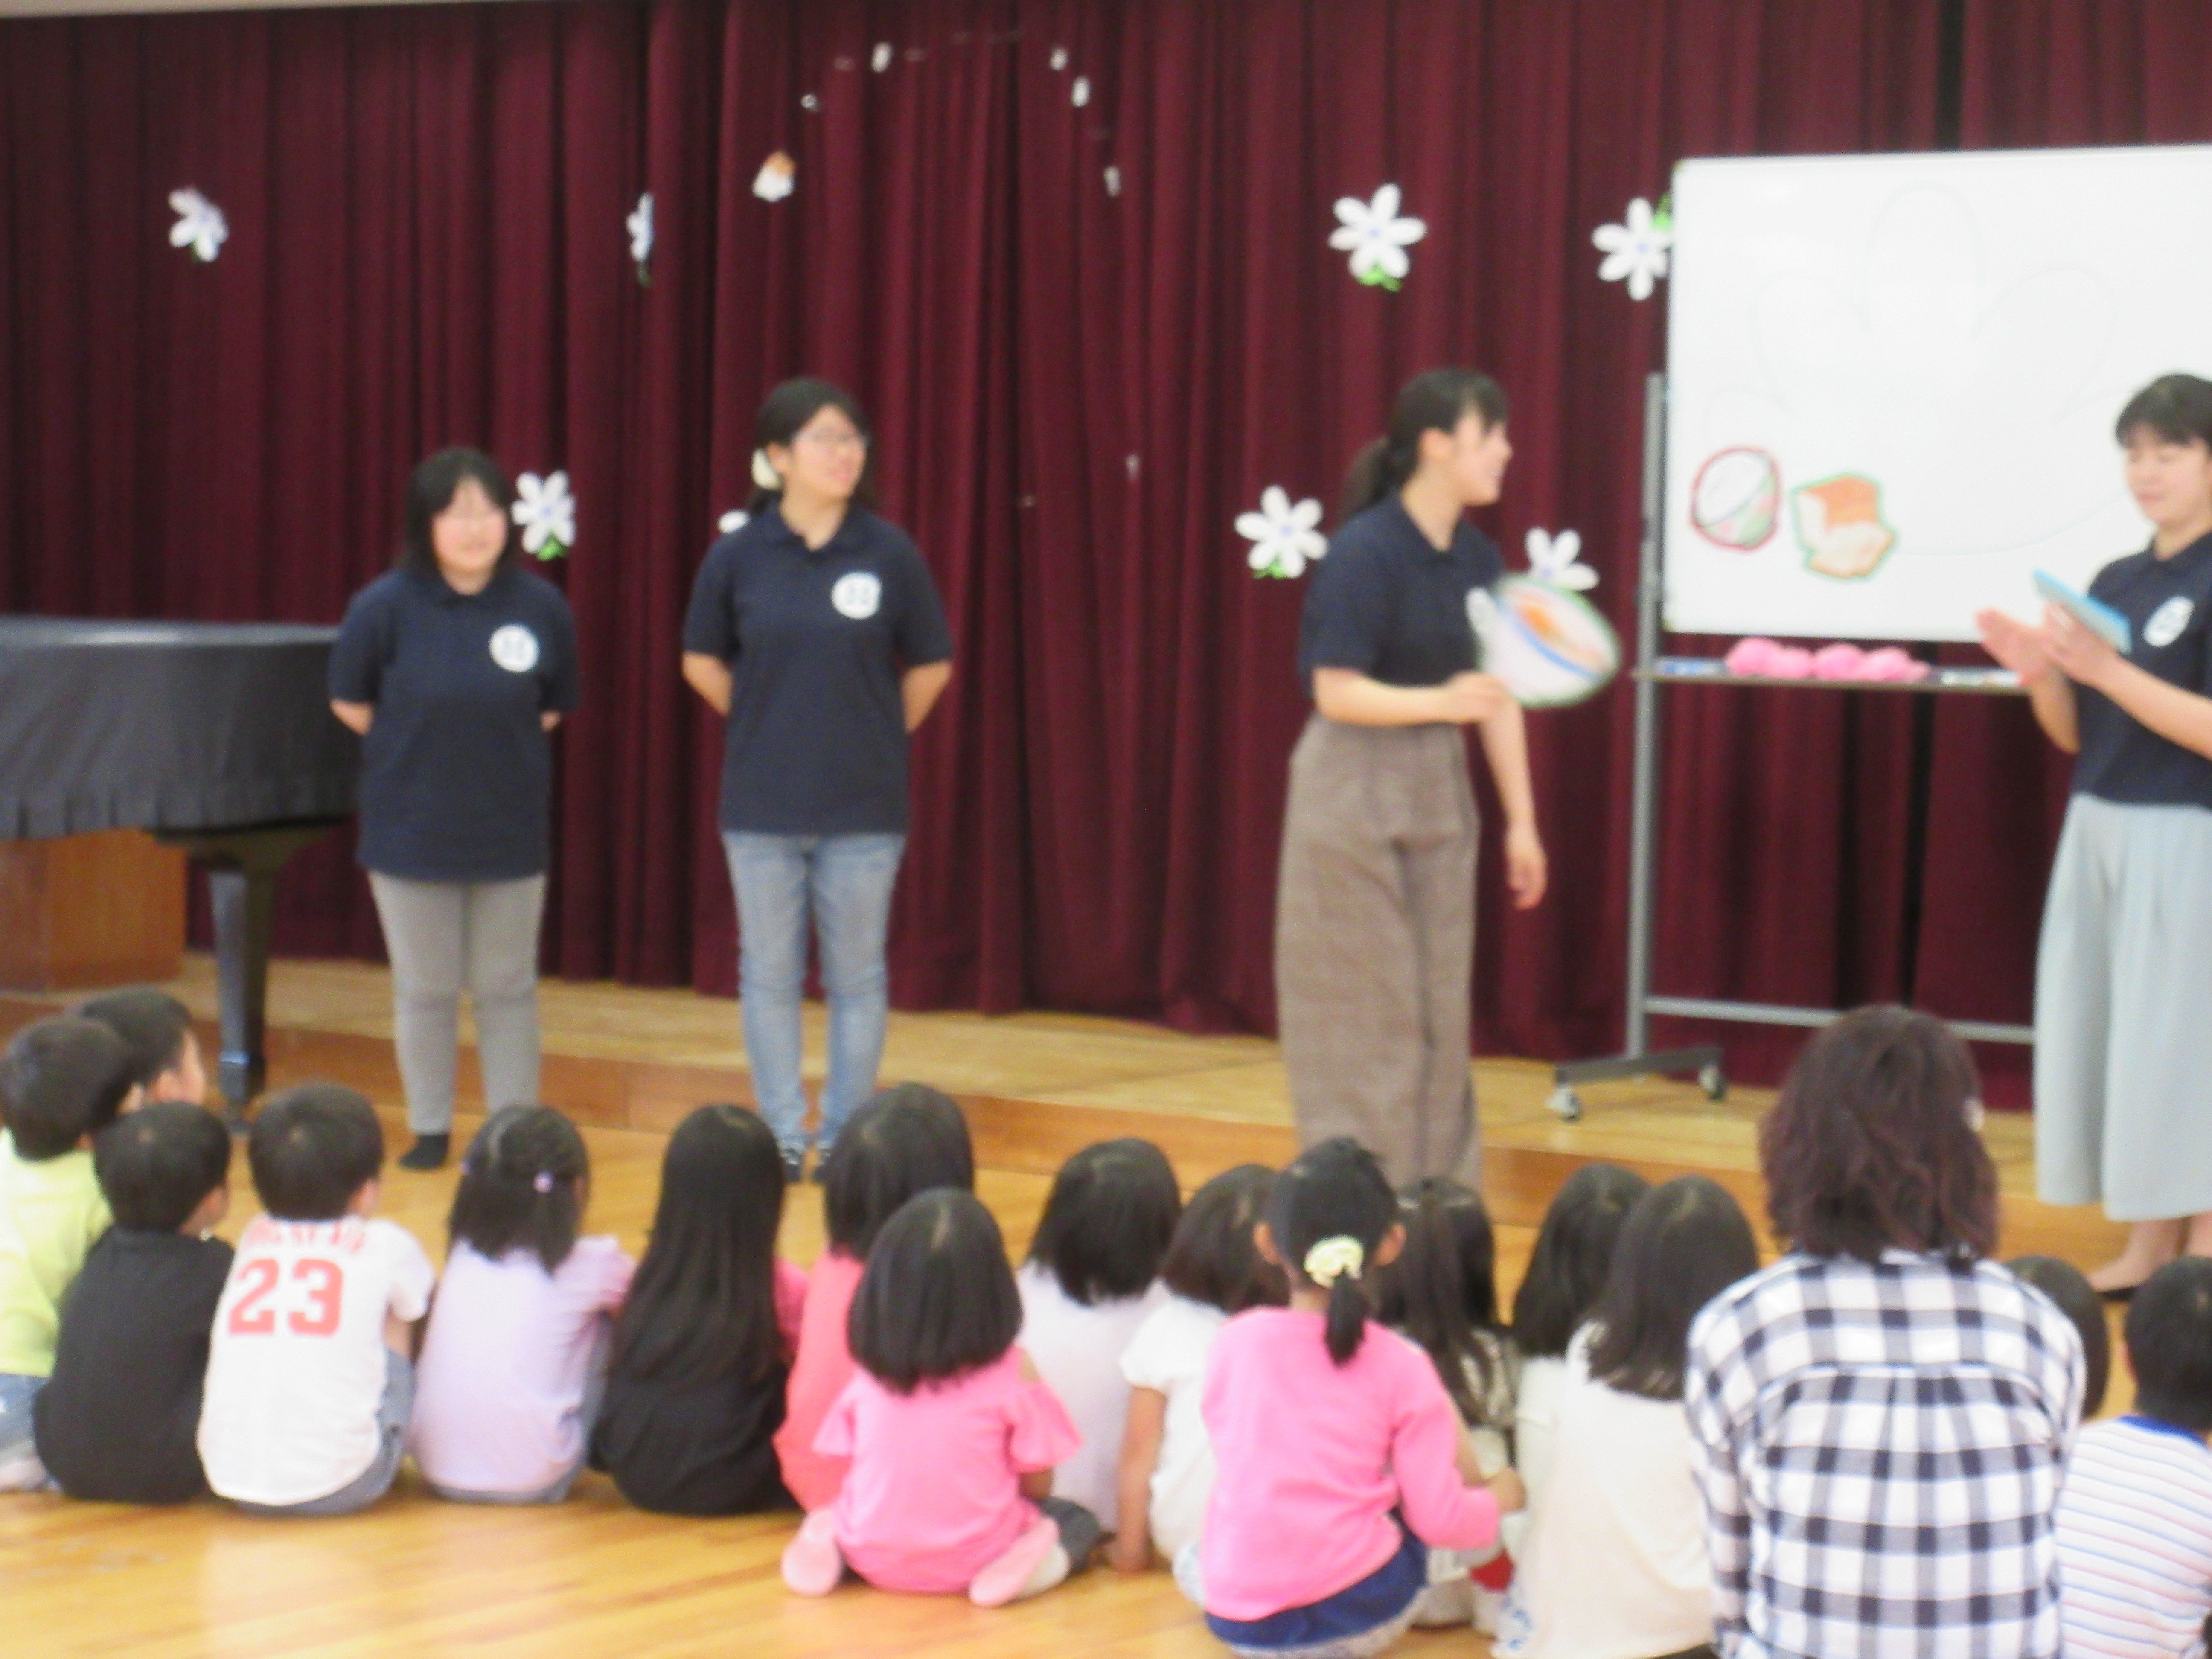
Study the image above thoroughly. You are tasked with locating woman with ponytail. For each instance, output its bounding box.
[1277,370,1547,1187]
[1185,1139,1523,1659]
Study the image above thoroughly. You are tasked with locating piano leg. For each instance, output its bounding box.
[156,824,341,1124]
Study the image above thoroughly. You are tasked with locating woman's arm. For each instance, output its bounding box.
[330,700,373,736]
[1976,608,2080,752]
[1312,667,1508,728]
[2045,608,2212,760]
[681,652,733,718]
[1476,701,1547,909]
[902,660,952,732]
[1108,1388,1169,1572]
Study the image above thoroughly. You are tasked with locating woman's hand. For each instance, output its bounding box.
[1974,608,2054,684]
[1435,672,1512,725]
[1504,821,1547,910]
[2042,604,2126,692]
[329,699,373,736]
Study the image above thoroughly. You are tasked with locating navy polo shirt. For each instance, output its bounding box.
[1297,497,1504,697]
[328,564,579,881]
[2074,531,2212,812]
[682,505,953,835]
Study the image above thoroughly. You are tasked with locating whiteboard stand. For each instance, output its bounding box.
[1543,374,2035,1124]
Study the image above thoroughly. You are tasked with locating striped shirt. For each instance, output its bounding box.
[2055,1415,2212,1659]
[1685,1251,2084,1659]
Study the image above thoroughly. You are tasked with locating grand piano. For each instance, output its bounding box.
[0,618,358,1115]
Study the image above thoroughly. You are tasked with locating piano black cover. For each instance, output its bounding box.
[0,618,358,839]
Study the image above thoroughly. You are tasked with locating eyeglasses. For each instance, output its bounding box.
[436,504,509,525]
[794,429,868,453]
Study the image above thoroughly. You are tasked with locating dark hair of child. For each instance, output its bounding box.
[2125,1257,2212,1436]
[93,1103,233,1234]
[1160,1164,1288,1315]
[399,447,517,577]
[2008,1255,2111,1419]
[1511,1163,1652,1359]
[1585,1176,1761,1402]
[848,1189,1023,1394]
[611,1104,785,1389]
[1760,1006,1996,1265]
[1267,1138,1400,1365]
[822,1084,974,1259]
[0,1016,138,1161]
[448,1105,591,1274]
[1375,1178,1506,1424]
[745,377,879,514]
[2116,373,2212,451]
[1338,367,1510,523]
[1027,1138,1182,1305]
[71,988,194,1093]
[246,1083,385,1220]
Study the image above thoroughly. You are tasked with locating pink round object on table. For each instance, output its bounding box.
[1767,645,1815,677]
[1861,646,1930,683]
[1724,637,1781,676]
[1810,643,1868,680]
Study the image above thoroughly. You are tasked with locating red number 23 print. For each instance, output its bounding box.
[227,1257,346,1336]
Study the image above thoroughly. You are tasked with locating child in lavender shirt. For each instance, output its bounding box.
[411,1107,632,1503]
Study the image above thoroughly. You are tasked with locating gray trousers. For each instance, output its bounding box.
[369,872,546,1135]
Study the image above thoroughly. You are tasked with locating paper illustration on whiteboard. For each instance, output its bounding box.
[1791,474,1896,580]
[1689,448,1781,550]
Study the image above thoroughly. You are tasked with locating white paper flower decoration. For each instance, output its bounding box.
[1593,196,1671,301]
[1104,165,1122,198]
[168,189,228,263]
[872,41,892,71]
[1049,46,1068,71]
[1239,486,1327,580]
[1072,76,1091,108]
[719,509,750,535]
[1329,184,1425,291]
[512,471,576,560]
[753,152,796,203]
[1525,527,1597,591]
[627,192,654,285]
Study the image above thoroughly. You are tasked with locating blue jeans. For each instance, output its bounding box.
[723,832,905,1155]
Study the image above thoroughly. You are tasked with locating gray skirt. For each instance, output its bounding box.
[2034,794,2212,1221]
[1275,716,1480,1187]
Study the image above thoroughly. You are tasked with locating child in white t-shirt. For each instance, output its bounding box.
[199,1084,434,1516]
[1110,1164,1286,1573]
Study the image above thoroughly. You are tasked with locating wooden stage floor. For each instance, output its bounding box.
[0,959,2129,1659]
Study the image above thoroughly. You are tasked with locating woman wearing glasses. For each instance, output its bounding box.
[329,448,580,1170]
[682,380,955,1182]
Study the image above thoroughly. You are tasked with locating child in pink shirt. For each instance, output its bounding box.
[782,1189,1100,1607]
[776,1084,974,1511]
[410,1106,634,1503]
[1191,1138,1524,1658]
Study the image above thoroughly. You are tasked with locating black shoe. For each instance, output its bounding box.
[780,1146,806,1184]
[398,1133,451,1171]
[810,1144,835,1185]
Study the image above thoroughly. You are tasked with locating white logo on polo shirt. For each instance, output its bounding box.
[489,624,541,672]
[831,573,882,620]
[2145,597,2195,650]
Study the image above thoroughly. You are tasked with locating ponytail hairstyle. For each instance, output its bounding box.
[1337,367,1509,524]
[1268,1137,1400,1365]
[746,377,877,515]
[1374,1179,1505,1424]
[447,1105,591,1274]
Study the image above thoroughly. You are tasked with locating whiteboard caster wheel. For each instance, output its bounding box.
[1699,1064,1726,1102]
[1546,1086,1583,1123]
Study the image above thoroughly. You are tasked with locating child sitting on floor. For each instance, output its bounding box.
[2009,1255,2111,1419]
[197,1083,434,1516]
[776,1083,974,1511]
[0,1016,140,1490]
[412,1105,633,1504]
[591,1104,802,1515]
[34,1102,233,1502]
[1111,1163,1285,1573]
[2055,1256,2212,1657]
[1018,1137,1181,1531]
[72,987,208,1108]
[783,1188,1099,1606]
[1187,1138,1522,1659]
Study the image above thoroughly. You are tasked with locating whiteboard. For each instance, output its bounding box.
[1662,146,2212,642]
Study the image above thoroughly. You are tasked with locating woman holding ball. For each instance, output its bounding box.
[1275,368,1548,1188]
[1978,373,2212,1295]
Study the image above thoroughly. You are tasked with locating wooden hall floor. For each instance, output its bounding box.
[0,960,2129,1659]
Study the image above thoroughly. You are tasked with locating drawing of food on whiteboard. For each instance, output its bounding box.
[1689,447,1781,550]
[1791,474,1897,580]
[1471,577,1621,708]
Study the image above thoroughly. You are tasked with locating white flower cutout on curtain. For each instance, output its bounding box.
[512,472,576,560]
[627,193,654,285]
[872,42,892,72]
[1239,486,1327,580]
[1593,196,1672,301]
[168,189,228,263]
[1329,184,1425,291]
[753,152,796,203]
[719,509,750,535]
[751,449,781,490]
[1525,527,1597,591]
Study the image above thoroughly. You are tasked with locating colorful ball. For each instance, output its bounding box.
[1479,576,1621,708]
[1690,447,1781,550]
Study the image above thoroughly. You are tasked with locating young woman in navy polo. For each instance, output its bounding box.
[1979,373,2212,1295]
[682,381,954,1180]
[329,448,579,1170]
[1275,369,1549,1188]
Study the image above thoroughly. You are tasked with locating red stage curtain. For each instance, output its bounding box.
[8,0,2158,1092]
